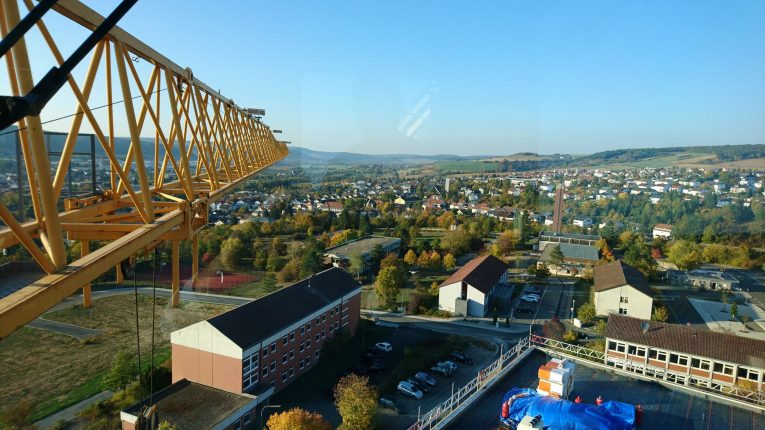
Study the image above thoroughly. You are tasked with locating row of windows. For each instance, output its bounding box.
[609,341,759,379]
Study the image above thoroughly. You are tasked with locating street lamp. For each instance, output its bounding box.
[571,299,576,324]
[260,404,282,429]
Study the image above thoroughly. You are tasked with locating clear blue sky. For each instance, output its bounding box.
[17,1,765,155]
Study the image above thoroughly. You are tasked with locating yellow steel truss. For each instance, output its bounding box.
[0,0,288,338]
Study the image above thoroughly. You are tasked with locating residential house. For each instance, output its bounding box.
[438,255,508,317]
[594,260,654,320]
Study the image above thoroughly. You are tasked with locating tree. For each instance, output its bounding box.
[266,407,333,430]
[428,251,442,270]
[550,245,565,266]
[262,273,279,294]
[667,240,703,271]
[651,305,669,323]
[300,249,323,278]
[334,374,378,430]
[495,230,519,255]
[271,237,287,255]
[220,237,244,270]
[531,264,550,279]
[417,250,431,268]
[563,330,579,344]
[577,303,596,324]
[594,320,607,337]
[368,244,385,273]
[440,229,472,256]
[543,317,565,341]
[443,253,457,271]
[375,266,404,310]
[103,350,135,391]
[403,249,417,266]
[349,253,365,279]
[730,302,739,321]
[158,421,178,430]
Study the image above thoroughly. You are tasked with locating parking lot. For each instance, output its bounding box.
[378,342,497,429]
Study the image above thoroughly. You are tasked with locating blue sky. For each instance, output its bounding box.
[14,0,765,155]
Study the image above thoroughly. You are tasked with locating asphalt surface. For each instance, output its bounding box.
[444,350,765,430]
[27,318,102,339]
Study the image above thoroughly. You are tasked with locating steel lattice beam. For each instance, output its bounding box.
[0,0,288,338]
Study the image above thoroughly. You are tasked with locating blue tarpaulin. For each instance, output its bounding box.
[499,388,635,430]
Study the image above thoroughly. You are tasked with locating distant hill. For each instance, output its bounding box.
[281,146,488,166]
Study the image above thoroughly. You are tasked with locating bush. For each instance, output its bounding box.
[563,330,579,344]
[576,303,596,324]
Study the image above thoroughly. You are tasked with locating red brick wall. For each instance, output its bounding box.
[172,343,243,393]
[345,293,361,336]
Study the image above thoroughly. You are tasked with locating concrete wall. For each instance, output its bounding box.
[466,284,487,317]
[595,284,653,320]
[172,343,243,393]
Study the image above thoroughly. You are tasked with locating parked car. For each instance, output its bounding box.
[405,378,431,392]
[376,342,393,352]
[526,287,541,295]
[439,360,458,372]
[363,352,380,363]
[368,361,385,373]
[430,363,451,376]
[379,397,402,414]
[397,381,423,400]
[350,364,367,375]
[367,346,385,357]
[520,295,540,303]
[516,305,534,314]
[450,351,473,365]
[414,371,437,387]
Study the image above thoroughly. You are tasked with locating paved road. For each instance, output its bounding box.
[34,390,113,430]
[27,318,102,339]
[48,287,251,313]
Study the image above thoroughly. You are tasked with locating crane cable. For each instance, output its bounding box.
[132,258,143,417]
[150,248,157,407]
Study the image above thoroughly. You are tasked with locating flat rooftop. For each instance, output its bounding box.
[123,379,257,430]
[539,231,600,241]
[687,269,739,282]
[446,350,764,429]
[325,235,400,258]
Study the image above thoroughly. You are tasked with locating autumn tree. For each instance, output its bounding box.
[437,211,456,229]
[577,302,596,324]
[429,251,442,270]
[403,249,417,266]
[220,237,245,270]
[667,240,703,271]
[543,317,565,341]
[440,229,472,256]
[266,407,333,430]
[334,374,378,430]
[417,250,431,268]
[443,253,457,271]
[651,305,669,322]
[375,266,404,310]
[495,230,519,255]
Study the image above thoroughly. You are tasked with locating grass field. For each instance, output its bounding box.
[0,295,232,422]
[432,160,499,173]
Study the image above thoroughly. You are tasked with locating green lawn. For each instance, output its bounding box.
[221,279,272,298]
